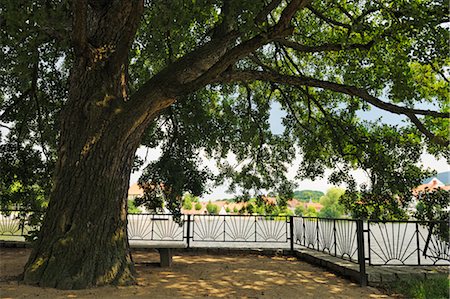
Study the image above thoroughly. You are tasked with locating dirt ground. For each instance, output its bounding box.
[0,247,392,299]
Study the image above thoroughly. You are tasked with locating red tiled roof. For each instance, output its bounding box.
[413,178,450,195]
[128,183,144,196]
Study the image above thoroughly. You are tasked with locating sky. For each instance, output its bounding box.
[130,101,450,200]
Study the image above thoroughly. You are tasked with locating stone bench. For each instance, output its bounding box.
[130,242,187,267]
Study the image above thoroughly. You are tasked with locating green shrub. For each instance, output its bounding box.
[194,202,202,210]
[206,201,218,214]
[128,199,142,214]
[183,197,193,210]
[295,205,305,216]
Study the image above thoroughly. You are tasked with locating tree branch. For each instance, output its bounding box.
[183,0,311,92]
[306,4,351,29]
[407,114,449,147]
[275,38,375,53]
[255,0,283,24]
[217,70,449,145]
[218,70,448,118]
[275,0,312,31]
[72,0,88,56]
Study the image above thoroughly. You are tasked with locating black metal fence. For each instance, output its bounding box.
[1,210,449,286]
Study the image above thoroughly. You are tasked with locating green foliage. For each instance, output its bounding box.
[382,276,449,299]
[293,190,324,202]
[294,205,305,216]
[304,206,318,217]
[414,189,450,242]
[182,197,193,210]
[275,181,295,208]
[318,188,345,218]
[336,126,433,220]
[339,190,409,220]
[0,143,52,211]
[127,200,142,214]
[194,202,202,211]
[225,206,230,213]
[182,193,197,210]
[295,204,319,217]
[1,0,448,222]
[206,201,219,214]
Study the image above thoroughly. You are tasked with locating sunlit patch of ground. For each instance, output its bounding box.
[0,248,393,298]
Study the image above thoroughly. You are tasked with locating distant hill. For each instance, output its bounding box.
[293,190,324,202]
[422,171,450,185]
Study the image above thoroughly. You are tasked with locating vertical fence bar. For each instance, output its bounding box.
[150,214,155,241]
[290,216,294,252]
[416,222,421,265]
[186,214,191,249]
[356,220,367,287]
[223,216,226,241]
[367,220,372,266]
[302,219,306,246]
[333,219,337,257]
[254,216,257,242]
[192,215,196,242]
[316,218,320,251]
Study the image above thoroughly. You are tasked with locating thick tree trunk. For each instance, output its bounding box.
[21,0,156,289]
[22,129,142,289]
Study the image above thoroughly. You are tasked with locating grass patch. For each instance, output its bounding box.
[382,275,449,299]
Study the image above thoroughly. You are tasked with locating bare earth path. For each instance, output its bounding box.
[0,248,391,299]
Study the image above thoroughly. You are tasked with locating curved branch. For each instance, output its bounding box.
[407,114,449,147]
[306,5,351,29]
[255,0,283,24]
[216,70,449,145]
[275,38,375,53]
[218,70,448,118]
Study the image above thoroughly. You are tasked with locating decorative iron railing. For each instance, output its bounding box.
[191,214,289,243]
[367,220,449,266]
[0,210,43,240]
[293,217,359,262]
[127,214,185,241]
[1,210,448,270]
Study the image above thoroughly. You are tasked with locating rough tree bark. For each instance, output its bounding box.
[21,1,154,289]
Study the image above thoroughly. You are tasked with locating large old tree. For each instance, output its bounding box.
[1,0,448,289]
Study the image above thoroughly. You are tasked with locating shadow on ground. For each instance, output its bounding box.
[0,248,391,298]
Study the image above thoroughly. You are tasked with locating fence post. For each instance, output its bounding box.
[290,216,294,252]
[333,219,337,257]
[316,218,320,251]
[186,214,191,249]
[356,219,367,287]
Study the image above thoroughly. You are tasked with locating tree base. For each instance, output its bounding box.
[23,251,137,289]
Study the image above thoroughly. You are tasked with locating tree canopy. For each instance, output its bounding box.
[2,1,448,212]
[0,0,449,289]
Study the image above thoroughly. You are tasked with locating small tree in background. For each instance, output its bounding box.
[194,202,202,211]
[318,188,345,218]
[304,206,318,217]
[206,201,219,214]
[295,205,305,216]
[182,196,193,210]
